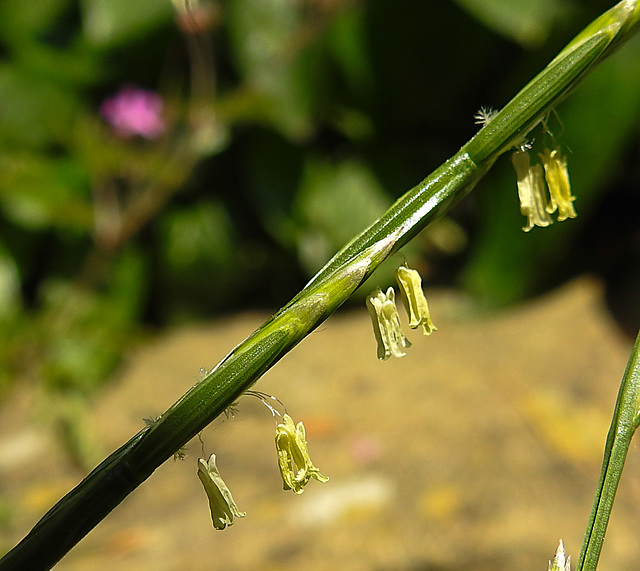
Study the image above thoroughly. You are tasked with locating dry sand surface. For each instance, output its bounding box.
[2,277,640,570]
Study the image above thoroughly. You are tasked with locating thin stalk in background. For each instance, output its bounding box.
[577,329,640,570]
[1,1,639,569]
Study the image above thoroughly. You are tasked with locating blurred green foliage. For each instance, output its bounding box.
[1,0,639,413]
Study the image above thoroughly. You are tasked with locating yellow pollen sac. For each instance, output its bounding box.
[511,149,553,232]
[275,414,329,494]
[197,454,246,530]
[539,148,577,222]
[395,265,437,335]
[366,287,411,360]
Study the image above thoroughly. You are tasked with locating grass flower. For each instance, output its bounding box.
[197,454,246,530]
[511,148,553,232]
[473,106,498,126]
[366,287,411,360]
[539,148,577,221]
[395,265,437,336]
[275,414,329,494]
[548,539,571,571]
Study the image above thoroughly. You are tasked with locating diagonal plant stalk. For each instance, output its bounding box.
[577,328,640,571]
[2,2,639,569]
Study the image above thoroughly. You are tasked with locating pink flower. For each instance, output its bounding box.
[100,86,165,139]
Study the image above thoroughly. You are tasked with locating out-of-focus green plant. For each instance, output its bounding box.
[453,0,573,48]
[2,0,639,409]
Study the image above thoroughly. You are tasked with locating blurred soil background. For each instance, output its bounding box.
[2,1,640,569]
[2,278,640,570]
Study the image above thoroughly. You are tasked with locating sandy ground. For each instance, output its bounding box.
[1,277,640,570]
